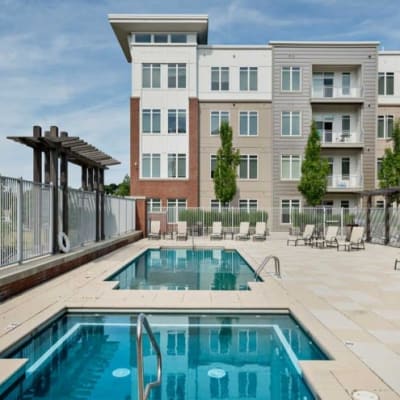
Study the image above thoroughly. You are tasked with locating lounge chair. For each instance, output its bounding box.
[252,222,267,241]
[176,221,188,241]
[287,224,315,246]
[148,220,161,239]
[313,225,339,248]
[235,222,250,240]
[210,222,223,240]
[395,259,399,270]
[336,226,365,251]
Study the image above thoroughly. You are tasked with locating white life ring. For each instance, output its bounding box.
[58,232,70,253]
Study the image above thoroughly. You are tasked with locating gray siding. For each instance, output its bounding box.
[271,44,378,230]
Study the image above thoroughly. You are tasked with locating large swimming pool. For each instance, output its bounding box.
[1,312,327,400]
[107,248,261,290]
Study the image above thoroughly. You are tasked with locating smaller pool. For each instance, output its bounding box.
[107,248,260,290]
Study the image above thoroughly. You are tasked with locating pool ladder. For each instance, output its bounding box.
[136,313,162,400]
[254,255,281,280]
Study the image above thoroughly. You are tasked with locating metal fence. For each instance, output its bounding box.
[1,175,136,267]
[0,176,52,267]
[147,207,268,236]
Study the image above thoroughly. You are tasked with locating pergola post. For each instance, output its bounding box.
[44,130,50,184]
[366,195,372,243]
[94,168,100,242]
[385,195,390,245]
[87,168,94,191]
[33,126,42,183]
[81,167,88,191]
[49,126,59,253]
[60,131,69,235]
[99,169,105,240]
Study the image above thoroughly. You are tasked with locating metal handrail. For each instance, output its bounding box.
[254,255,281,279]
[136,313,162,400]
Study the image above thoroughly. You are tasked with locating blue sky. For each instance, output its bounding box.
[1,0,399,187]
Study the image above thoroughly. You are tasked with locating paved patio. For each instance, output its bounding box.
[0,233,399,399]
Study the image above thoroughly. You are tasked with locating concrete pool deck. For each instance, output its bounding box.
[0,233,399,399]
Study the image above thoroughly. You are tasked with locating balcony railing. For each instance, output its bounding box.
[311,86,362,99]
[319,130,363,144]
[327,174,363,189]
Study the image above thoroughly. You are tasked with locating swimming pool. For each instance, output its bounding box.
[1,312,327,400]
[107,248,261,290]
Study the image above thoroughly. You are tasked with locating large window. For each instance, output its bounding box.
[240,67,258,91]
[378,72,394,95]
[281,199,300,224]
[281,155,301,180]
[281,111,301,136]
[239,199,258,212]
[142,63,161,88]
[342,115,351,137]
[341,157,350,180]
[377,157,383,179]
[210,111,229,135]
[210,155,217,178]
[142,109,160,134]
[377,115,394,138]
[167,199,187,223]
[168,153,187,178]
[168,64,186,88]
[168,109,186,134]
[281,66,301,91]
[211,67,229,91]
[147,198,161,212]
[342,72,351,95]
[239,155,258,179]
[239,112,258,136]
[312,72,334,97]
[142,153,160,178]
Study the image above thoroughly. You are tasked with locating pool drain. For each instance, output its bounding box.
[207,368,226,379]
[112,368,131,378]
[352,390,379,400]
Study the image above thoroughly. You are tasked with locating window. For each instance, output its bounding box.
[281,111,301,136]
[377,115,394,138]
[167,331,185,355]
[281,155,301,180]
[142,153,160,178]
[239,155,258,179]
[376,200,385,208]
[154,33,168,43]
[340,200,350,209]
[239,112,258,136]
[170,34,187,43]
[211,67,229,91]
[377,157,383,179]
[142,109,160,133]
[147,198,161,212]
[378,72,394,95]
[167,199,186,223]
[168,64,186,88]
[281,66,301,91]
[168,109,187,134]
[238,372,257,398]
[281,199,300,224]
[342,72,351,95]
[312,72,334,97]
[210,200,229,210]
[240,67,258,91]
[341,157,350,180]
[210,155,217,178]
[142,63,161,88]
[210,111,229,135]
[239,330,257,352]
[210,373,229,399]
[135,33,151,43]
[167,374,186,400]
[239,200,258,212]
[342,115,351,137]
[168,153,187,178]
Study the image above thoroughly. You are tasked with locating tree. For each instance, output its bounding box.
[298,121,329,206]
[104,174,130,196]
[213,122,240,204]
[379,120,400,202]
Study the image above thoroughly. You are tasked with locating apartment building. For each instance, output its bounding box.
[109,14,399,230]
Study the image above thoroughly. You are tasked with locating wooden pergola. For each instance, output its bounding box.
[8,125,120,252]
[361,187,400,244]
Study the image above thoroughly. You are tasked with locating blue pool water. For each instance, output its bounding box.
[107,248,261,290]
[2,313,327,400]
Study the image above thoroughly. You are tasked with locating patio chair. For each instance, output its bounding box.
[336,226,365,251]
[176,221,188,241]
[210,222,223,240]
[148,220,161,239]
[252,222,267,241]
[313,225,339,248]
[287,224,315,246]
[235,222,250,240]
[395,259,399,270]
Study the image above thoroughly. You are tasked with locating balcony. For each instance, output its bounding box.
[327,175,363,191]
[319,130,363,148]
[311,86,363,103]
